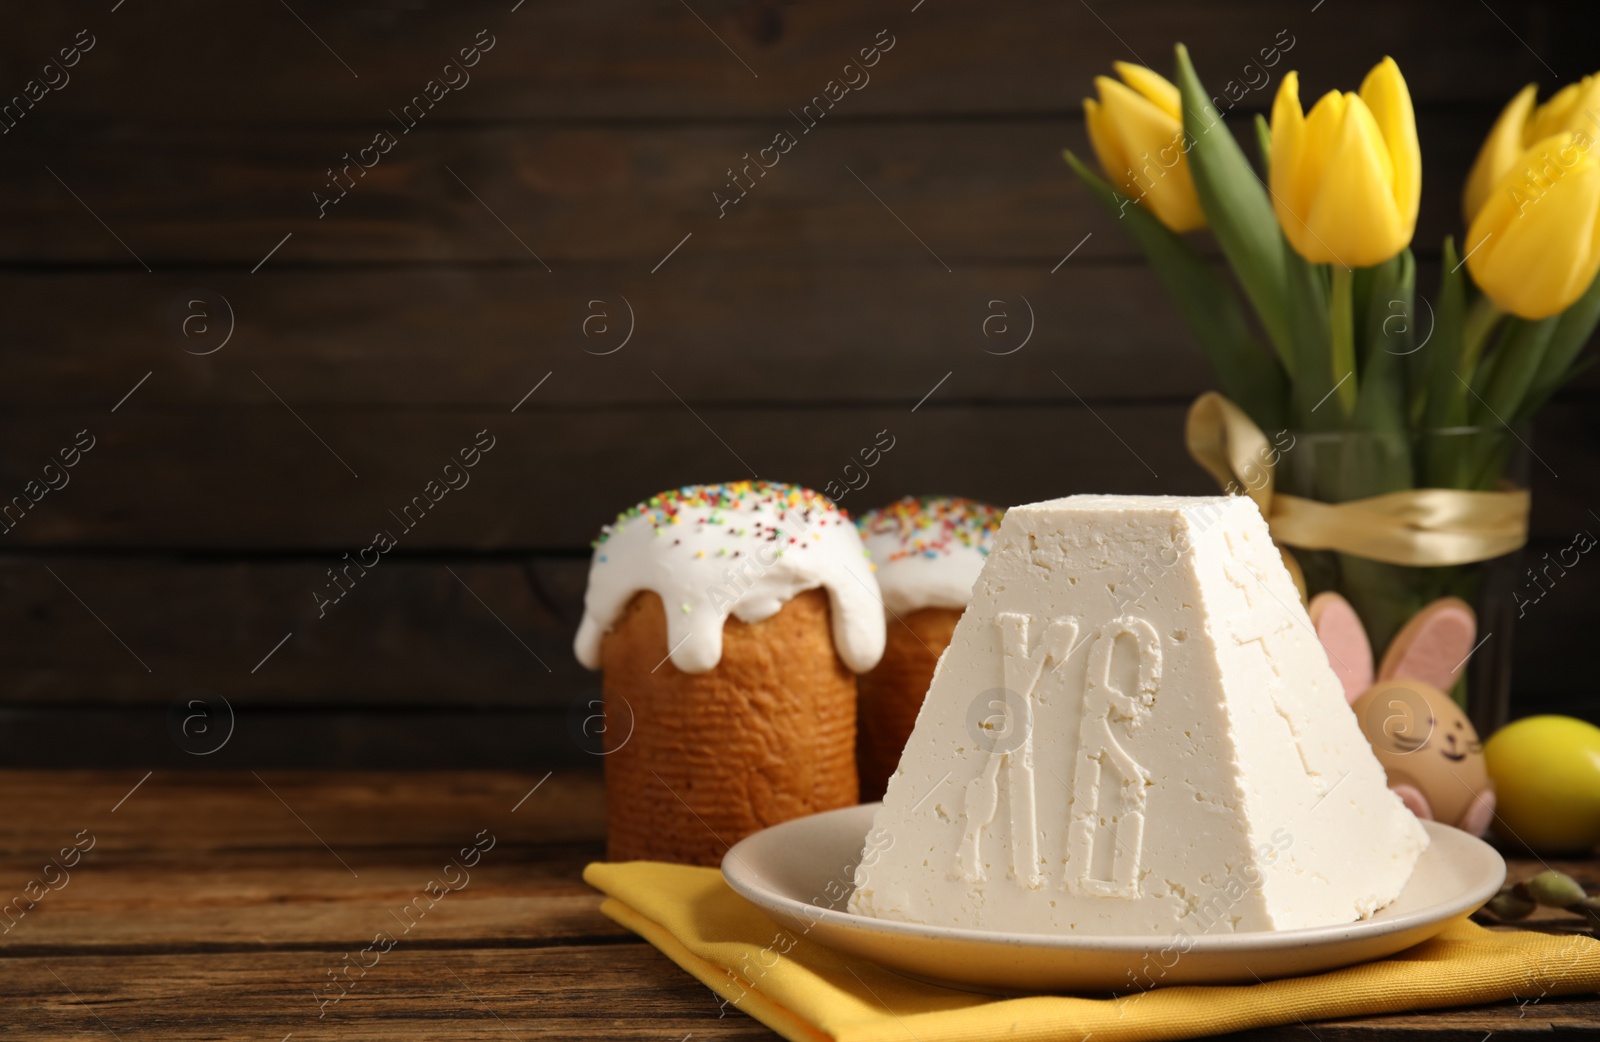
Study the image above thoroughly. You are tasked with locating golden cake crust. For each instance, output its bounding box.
[856,606,962,802]
[601,588,858,865]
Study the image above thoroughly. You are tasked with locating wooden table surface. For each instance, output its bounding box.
[1,770,1595,1040]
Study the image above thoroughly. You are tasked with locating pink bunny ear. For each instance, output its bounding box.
[1392,784,1434,821]
[1308,591,1373,704]
[1377,597,1477,692]
[1459,786,1496,838]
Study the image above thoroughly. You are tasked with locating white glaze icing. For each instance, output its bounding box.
[856,496,1004,617]
[573,481,887,674]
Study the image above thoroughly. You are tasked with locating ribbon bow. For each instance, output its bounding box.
[1185,392,1530,568]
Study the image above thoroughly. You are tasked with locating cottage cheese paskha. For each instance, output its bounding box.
[849,494,1428,935]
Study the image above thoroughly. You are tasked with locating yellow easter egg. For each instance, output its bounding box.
[1484,715,1600,853]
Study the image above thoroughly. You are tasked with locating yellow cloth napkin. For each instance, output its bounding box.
[585,860,1600,1042]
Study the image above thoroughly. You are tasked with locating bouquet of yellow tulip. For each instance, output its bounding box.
[1066,46,1600,713]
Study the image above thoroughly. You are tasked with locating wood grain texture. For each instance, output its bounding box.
[5,946,1596,1041]
[0,844,630,955]
[6,946,775,1040]
[1,402,1594,549]
[0,556,582,706]
[3,0,1599,1028]
[0,0,1594,766]
[0,265,1209,408]
[0,771,1594,1040]
[0,404,1212,549]
[13,262,1598,412]
[0,0,1578,128]
[1,529,1596,718]
[0,770,601,854]
[0,706,601,770]
[0,112,1493,266]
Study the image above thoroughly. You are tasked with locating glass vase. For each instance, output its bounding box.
[1274,426,1530,738]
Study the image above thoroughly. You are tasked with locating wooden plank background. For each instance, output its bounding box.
[1,0,1597,766]
[0,770,1591,1039]
[3,771,1593,1038]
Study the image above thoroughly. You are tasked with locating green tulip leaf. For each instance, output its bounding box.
[1280,239,1334,428]
[1518,267,1600,422]
[1064,150,1286,427]
[1421,238,1470,433]
[1475,315,1557,427]
[1173,44,1293,370]
[1562,354,1597,383]
[1469,318,1517,400]
[1329,266,1359,417]
[1354,251,1413,439]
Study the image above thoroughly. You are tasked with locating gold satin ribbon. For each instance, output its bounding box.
[1185,392,1530,567]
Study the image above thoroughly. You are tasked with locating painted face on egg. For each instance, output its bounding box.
[1352,678,1490,827]
[1437,714,1481,763]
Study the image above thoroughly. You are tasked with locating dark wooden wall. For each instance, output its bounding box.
[1,1,1596,767]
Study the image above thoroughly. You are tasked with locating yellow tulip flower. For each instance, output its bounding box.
[1083,62,1206,233]
[1269,57,1421,268]
[1465,131,1600,319]
[1464,72,1600,224]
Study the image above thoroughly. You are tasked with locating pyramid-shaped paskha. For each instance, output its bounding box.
[849,495,1428,935]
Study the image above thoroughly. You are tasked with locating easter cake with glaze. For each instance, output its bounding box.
[576,480,885,865]
[855,496,1004,801]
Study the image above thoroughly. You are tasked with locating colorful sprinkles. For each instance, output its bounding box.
[857,495,1004,562]
[590,480,847,556]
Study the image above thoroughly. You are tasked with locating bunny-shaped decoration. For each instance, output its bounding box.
[1308,592,1496,837]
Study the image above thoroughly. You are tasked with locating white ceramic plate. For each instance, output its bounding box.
[722,804,1505,993]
